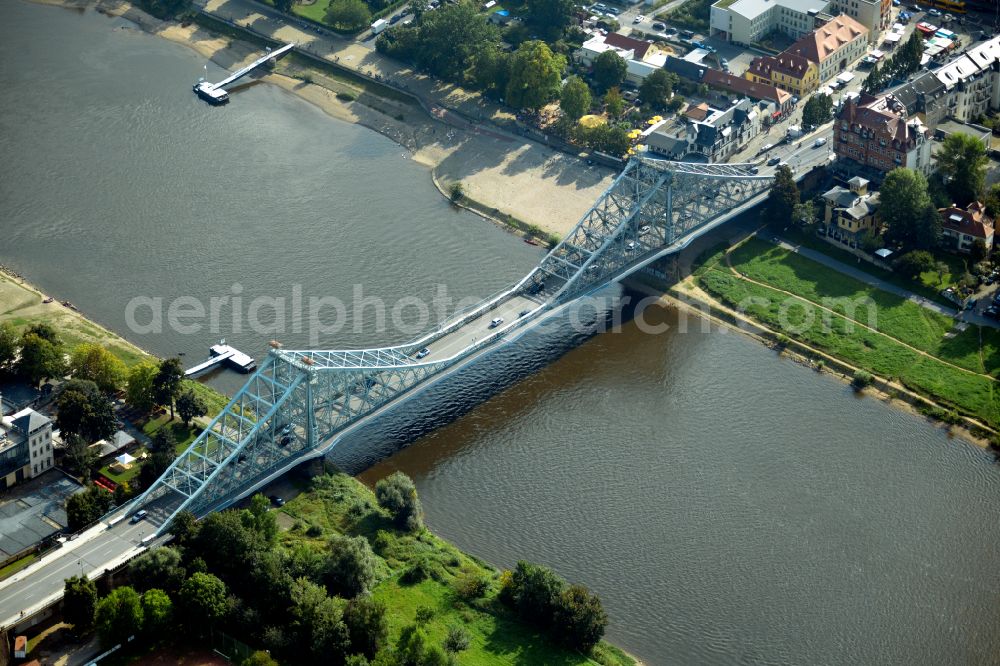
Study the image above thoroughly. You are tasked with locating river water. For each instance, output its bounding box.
[4,3,1000,664]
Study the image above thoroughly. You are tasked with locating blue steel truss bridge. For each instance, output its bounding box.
[131,157,776,531]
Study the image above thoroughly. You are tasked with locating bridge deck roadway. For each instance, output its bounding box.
[0,513,149,628]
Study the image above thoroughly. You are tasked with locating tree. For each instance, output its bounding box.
[126,361,159,413]
[592,50,627,93]
[936,132,988,207]
[150,426,177,454]
[273,0,294,11]
[17,324,65,386]
[375,471,424,531]
[140,588,173,637]
[894,250,936,279]
[603,87,625,118]
[500,561,564,624]
[575,123,631,157]
[764,165,799,229]
[0,321,17,370]
[167,510,199,546]
[554,584,607,652]
[153,358,184,420]
[984,183,1000,218]
[639,69,678,112]
[344,596,389,659]
[179,572,229,631]
[69,343,126,394]
[56,379,116,442]
[66,484,114,531]
[242,652,280,666]
[793,200,816,226]
[64,575,97,632]
[176,389,207,427]
[378,3,501,84]
[325,0,371,31]
[467,43,511,97]
[505,41,566,111]
[139,448,175,490]
[95,586,144,646]
[559,75,591,121]
[129,546,186,594]
[444,624,471,653]
[64,433,99,481]
[971,239,988,265]
[801,92,832,127]
[880,168,936,249]
[246,493,278,545]
[289,577,351,661]
[325,534,378,598]
[525,0,574,37]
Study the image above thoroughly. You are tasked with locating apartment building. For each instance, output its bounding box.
[939,201,994,253]
[827,0,890,42]
[646,98,763,162]
[709,0,827,46]
[834,93,932,181]
[785,14,869,84]
[0,408,54,490]
[577,32,668,85]
[746,51,819,95]
[820,176,881,244]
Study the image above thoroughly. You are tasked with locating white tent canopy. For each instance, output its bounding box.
[115,452,137,466]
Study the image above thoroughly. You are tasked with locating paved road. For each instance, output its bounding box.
[0,514,149,628]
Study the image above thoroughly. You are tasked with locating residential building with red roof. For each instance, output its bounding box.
[786,14,868,84]
[833,93,932,182]
[745,51,819,95]
[939,202,995,254]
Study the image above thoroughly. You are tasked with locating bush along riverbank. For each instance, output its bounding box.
[684,239,1000,440]
[70,471,636,666]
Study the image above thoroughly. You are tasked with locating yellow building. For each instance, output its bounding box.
[821,177,881,246]
[745,52,818,96]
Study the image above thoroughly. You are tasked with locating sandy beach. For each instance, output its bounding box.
[45,0,616,239]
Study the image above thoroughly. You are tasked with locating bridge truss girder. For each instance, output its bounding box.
[133,157,774,532]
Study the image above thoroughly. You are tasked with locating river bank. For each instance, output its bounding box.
[38,0,613,239]
[666,246,998,450]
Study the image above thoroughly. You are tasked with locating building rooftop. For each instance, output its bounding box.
[933,34,1000,90]
[939,202,994,239]
[748,52,813,79]
[703,69,793,105]
[823,184,880,220]
[787,14,868,63]
[722,0,827,20]
[603,32,653,61]
[838,93,929,149]
[10,408,50,436]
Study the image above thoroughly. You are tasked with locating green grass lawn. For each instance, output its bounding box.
[99,420,202,487]
[728,239,994,374]
[0,553,38,581]
[278,473,635,666]
[780,227,963,307]
[697,266,1000,427]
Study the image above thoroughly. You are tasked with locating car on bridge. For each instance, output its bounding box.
[767,156,781,166]
[415,347,430,359]
[130,509,148,524]
[489,317,504,328]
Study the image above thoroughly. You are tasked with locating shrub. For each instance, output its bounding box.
[306,525,324,537]
[336,91,357,101]
[852,370,874,390]
[444,624,471,653]
[325,534,378,598]
[401,558,431,584]
[449,182,464,203]
[414,606,435,624]
[375,471,424,532]
[455,572,490,600]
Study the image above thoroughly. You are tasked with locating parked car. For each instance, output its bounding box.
[652,21,666,30]
[928,7,941,16]
[759,143,774,154]
[985,306,999,319]
[680,29,694,38]
[268,495,285,507]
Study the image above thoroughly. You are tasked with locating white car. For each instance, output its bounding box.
[489,317,504,328]
[633,14,644,23]
[813,137,827,147]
